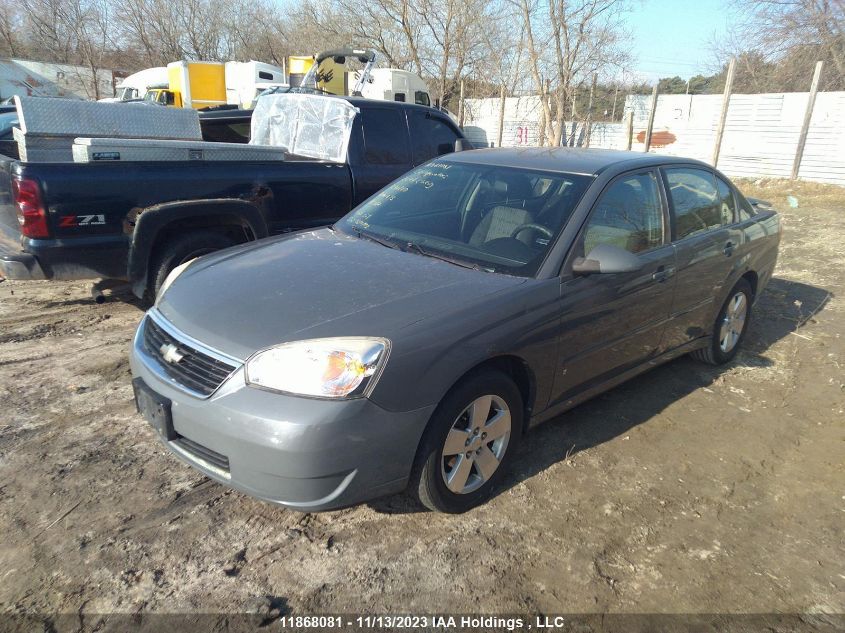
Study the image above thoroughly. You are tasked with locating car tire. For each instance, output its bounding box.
[148,231,235,298]
[692,278,753,365]
[410,370,523,513]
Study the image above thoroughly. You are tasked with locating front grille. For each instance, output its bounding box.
[173,436,230,472]
[144,317,238,396]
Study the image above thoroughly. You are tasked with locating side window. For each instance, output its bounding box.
[361,108,410,165]
[737,193,757,222]
[415,91,431,107]
[408,111,460,165]
[583,171,664,255]
[715,176,736,225]
[665,168,725,239]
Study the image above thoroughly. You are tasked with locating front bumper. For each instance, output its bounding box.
[129,314,435,511]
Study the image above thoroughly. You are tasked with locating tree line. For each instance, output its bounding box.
[0,0,841,136]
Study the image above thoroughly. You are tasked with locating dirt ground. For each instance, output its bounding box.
[0,179,843,628]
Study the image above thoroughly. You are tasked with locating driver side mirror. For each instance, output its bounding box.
[454,138,473,152]
[572,243,643,275]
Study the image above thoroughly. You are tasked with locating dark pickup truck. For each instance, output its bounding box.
[0,97,466,297]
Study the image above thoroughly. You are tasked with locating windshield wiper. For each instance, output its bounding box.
[350,226,401,250]
[404,242,490,272]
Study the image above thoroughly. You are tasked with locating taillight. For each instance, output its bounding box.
[12,177,49,239]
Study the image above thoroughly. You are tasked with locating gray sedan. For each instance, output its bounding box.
[129,148,781,513]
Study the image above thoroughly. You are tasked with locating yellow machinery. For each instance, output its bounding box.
[287,55,348,95]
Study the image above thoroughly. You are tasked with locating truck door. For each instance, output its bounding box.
[349,107,413,206]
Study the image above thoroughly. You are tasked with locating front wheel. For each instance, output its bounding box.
[692,278,753,365]
[410,370,523,513]
[148,231,235,298]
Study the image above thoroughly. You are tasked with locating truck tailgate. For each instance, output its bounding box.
[0,155,19,239]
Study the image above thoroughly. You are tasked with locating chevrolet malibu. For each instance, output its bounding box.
[129,148,780,513]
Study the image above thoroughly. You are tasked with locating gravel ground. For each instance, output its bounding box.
[0,179,843,630]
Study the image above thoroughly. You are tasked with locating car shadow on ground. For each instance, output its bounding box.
[369,277,832,514]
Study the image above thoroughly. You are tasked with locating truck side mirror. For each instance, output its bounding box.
[454,138,472,152]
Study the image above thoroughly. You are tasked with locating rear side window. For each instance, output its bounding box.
[665,168,726,239]
[408,112,460,165]
[715,176,736,224]
[737,193,757,222]
[361,108,410,165]
[583,171,664,255]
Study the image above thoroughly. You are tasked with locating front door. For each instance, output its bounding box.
[549,169,676,407]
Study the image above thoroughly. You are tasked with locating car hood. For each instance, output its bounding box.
[156,228,526,361]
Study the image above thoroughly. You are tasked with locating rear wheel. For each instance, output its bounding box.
[410,370,523,513]
[148,231,235,298]
[692,278,753,365]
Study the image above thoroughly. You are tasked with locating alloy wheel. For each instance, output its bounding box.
[440,394,511,494]
[719,291,748,353]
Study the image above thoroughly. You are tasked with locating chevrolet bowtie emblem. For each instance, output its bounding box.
[159,343,184,364]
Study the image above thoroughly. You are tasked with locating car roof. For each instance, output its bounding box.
[442,147,713,176]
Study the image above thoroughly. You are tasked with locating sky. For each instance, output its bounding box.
[624,0,732,81]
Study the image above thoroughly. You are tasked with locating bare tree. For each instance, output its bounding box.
[511,0,631,145]
[299,0,504,107]
[0,0,25,57]
[723,0,845,90]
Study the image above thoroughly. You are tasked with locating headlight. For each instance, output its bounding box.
[245,338,390,399]
[155,260,192,304]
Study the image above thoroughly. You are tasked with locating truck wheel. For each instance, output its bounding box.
[409,370,523,513]
[692,278,753,365]
[148,231,235,297]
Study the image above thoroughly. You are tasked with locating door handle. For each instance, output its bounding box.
[723,241,734,256]
[651,265,675,282]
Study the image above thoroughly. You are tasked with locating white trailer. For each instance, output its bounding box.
[356,68,432,107]
[225,61,286,108]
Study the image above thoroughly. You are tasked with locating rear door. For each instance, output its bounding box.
[550,168,677,405]
[349,106,413,206]
[660,166,744,350]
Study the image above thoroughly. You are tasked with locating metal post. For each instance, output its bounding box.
[625,110,634,150]
[712,56,736,167]
[584,72,597,147]
[497,85,506,148]
[644,85,658,152]
[457,79,465,128]
[611,84,619,120]
[792,60,824,180]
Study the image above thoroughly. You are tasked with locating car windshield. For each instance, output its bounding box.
[336,161,592,276]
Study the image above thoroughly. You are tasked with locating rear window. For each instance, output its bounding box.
[200,120,251,143]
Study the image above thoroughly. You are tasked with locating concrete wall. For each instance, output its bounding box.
[463,91,845,186]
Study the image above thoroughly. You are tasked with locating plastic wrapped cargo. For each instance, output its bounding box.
[249,93,358,163]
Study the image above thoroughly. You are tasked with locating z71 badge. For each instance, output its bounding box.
[59,214,106,227]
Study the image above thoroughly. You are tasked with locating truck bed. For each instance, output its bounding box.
[0,156,353,280]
